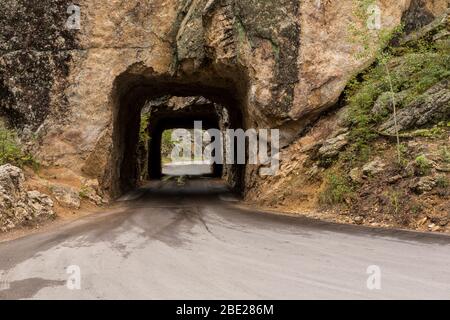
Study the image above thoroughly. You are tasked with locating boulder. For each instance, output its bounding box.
[51,184,81,209]
[27,191,54,218]
[412,176,437,194]
[80,185,104,206]
[0,164,54,232]
[317,132,350,159]
[379,80,450,135]
[371,90,410,117]
[349,167,363,183]
[353,216,364,225]
[362,158,386,177]
[387,175,403,184]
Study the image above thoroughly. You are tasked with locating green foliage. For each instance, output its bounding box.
[415,154,432,176]
[436,175,449,189]
[347,49,449,120]
[319,173,354,206]
[400,52,450,105]
[139,113,151,146]
[0,125,38,169]
[409,123,448,138]
[440,146,450,164]
[393,143,410,168]
[344,0,449,164]
[78,185,90,199]
[345,35,449,159]
[343,69,383,162]
[161,129,175,162]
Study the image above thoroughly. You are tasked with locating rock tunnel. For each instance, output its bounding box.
[107,70,249,198]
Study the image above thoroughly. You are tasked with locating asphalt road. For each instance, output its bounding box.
[0,178,449,300]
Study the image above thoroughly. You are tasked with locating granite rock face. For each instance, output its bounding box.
[0,0,447,197]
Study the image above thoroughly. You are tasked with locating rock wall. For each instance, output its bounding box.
[0,0,448,197]
[0,0,76,129]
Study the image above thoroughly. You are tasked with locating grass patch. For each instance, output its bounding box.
[407,123,448,139]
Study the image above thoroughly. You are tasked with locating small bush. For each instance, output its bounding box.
[415,154,432,176]
[0,125,37,169]
[436,175,449,189]
[389,191,401,216]
[440,147,450,164]
[319,173,354,206]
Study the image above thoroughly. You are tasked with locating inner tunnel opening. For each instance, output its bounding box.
[109,74,249,199]
[159,128,218,178]
[144,96,228,181]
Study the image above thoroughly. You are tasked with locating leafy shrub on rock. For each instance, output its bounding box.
[0,123,37,169]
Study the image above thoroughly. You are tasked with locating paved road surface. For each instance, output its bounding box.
[0,178,449,299]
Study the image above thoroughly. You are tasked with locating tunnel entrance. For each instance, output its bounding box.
[109,73,248,199]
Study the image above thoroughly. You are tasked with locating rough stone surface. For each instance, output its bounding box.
[349,168,363,183]
[317,132,349,159]
[0,0,76,129]
[401,0,445,34]
[0,164,54,232]
[243,13,449,233]
[362,158,387,177]
[371,90,410,117]
[51,184,81,209]
[80,179,104,205]
[412,176,438,194]
[379,80,450,135]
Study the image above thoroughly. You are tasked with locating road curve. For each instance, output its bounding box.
[0,178,449,300]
